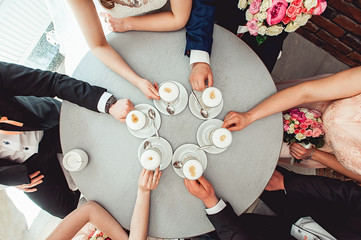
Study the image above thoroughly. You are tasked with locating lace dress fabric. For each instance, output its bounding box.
[101,0,168,18]
[277,75,361,174]
[322,94,361,175]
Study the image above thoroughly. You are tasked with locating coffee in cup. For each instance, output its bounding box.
[182,158,203,180]
[159,82,180,103]
[209,128,232,149]
[201,87,222,108]
[63,149,89,172]
[140,149,161,170]
[126,110,148,131]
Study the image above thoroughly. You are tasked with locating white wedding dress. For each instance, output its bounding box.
[102,0,168,18]
[46,0,169,74]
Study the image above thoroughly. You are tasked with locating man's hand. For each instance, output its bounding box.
[184,176,219,208]
[222,111,252,132]
[138,168,161,192]
[265,170,285,191]
[136,79,160,100]
[16,171,44,193]
[290,143,314,160]
[109,99,135,122]
[189,62,213,91]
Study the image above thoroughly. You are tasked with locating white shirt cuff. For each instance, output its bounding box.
[205,199,226,215]
[97,92,113,113]
[190,50,210,69]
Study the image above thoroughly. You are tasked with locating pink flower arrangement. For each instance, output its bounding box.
[283,107,325,152]
[238,0,327,44]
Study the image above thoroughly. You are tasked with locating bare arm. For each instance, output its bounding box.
[223,66,361,131]
[289,143,361,183]
[129,168,162,240]
[102,0,192,32]
[67,0,159,99]
[47,201,128,240]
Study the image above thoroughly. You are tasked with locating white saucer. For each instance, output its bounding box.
[127,104,161,139]
[172,143,207,178]
[197,119,228,154]
[189,90,223,120]
[154,81,188,116]
[138,137,173,171]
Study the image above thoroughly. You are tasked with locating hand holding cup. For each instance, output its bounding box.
[109,99,135,123]
[184,176,219,208]
[138,168,162,192]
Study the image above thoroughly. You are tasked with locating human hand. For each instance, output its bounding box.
[138,168,162,192]
[136,79,160,100]
[189,62,213,91]
[222,111,252,132]
[109,99,135,122]
[290,143,314,160]
[16,171,44,193]
[265,170,285,191]
[100,12,131,32]
[184,176,219,208]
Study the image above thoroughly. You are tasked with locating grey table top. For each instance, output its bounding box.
[60,25,282,238]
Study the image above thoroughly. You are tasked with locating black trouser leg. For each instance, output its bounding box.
[25,126,80,218]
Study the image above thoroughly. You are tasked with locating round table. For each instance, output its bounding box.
[60,25,282,238]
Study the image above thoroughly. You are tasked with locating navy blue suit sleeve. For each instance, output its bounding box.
[0,61,106,112]
[185,0,215,56]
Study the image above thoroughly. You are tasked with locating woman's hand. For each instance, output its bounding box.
[290,142,314,159]
[222,111,252,132]
[138,168,161,192]
[136,79,160,100]
[16,171,44,193]
[100,12,132,32]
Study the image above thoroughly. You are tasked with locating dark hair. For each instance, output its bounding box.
[100,0,115,9]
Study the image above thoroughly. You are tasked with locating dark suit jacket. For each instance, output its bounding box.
[0,61,107,185]
[185,0,288,72]
[208,169,361,239]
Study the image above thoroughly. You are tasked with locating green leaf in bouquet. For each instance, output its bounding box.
[256,35,267,46]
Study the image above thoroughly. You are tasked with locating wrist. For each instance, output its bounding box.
[203,196,219,209]
[305,147,316,160]
[137,188,151,196]
[105,95,117,114]
[134,78,146,88]
[125,17,133,31]
[244,111,255,126]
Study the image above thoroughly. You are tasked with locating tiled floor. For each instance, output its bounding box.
[14,32,350,240]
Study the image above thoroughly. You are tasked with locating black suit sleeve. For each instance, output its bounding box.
[207,203,291,240]
[207,204,254,240]
[283,170,361,214]
[185,0,215,56]
[0,61,106,112]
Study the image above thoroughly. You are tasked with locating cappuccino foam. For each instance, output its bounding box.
[159,82,179,103]
[211,128,232,149]
[141,149,161,170]
[182,159,203,180]
[126,110,147,131]
[202,87,222,108]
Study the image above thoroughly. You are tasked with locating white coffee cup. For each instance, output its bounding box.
[209,128,232,149]
[201,87,222,108]
[140,148,161,170]
[159,82,180,103]
[181,154,204,180]
[126,110,148,131]
[63,149,88,172]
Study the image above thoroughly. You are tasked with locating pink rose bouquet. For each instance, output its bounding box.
[283,107,325,162]
[238,0,327,45]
